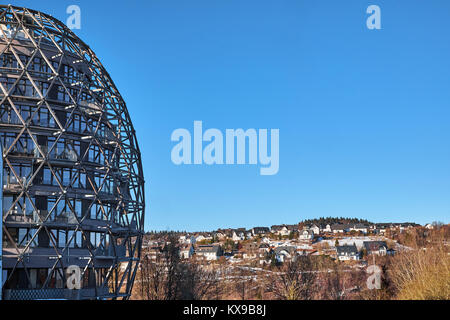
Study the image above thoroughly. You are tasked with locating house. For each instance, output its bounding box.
[195,234,212,243]
[299,229,314,240]
[271,224,296,236]
[252,227,270,236]
[286,224,299,233]
[179,235,196,244]
[195,245,223,261]
[271,225,290,236]
[350,224,369,234]
[261,237,271,244]
[322,224,332,233]
[363,241,388,256]
[242,243,260,260]
[179,244,194,259]
[258,243,271,253]
[331,224,351,233]
[336,245,360,261]
[231,229,246,241]
[213,231,227,240]
[146,245,164,262]
[424,223,434,229]
[309,224,320,235]
[274,246,297,263]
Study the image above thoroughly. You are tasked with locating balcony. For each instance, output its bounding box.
[32,210,79,226]
[34,145,78,162]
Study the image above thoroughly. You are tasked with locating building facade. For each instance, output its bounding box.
[0,5,145,299]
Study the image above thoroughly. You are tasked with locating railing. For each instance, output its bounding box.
[34,145,78,162]
[3,287,111,300]
[32,210,78,225]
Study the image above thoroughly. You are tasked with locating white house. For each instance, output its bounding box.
[310,224,320,235]
[261,237,271,244]
[299,229,314,240]
[195,245,222,261]
[274,246,296,263]
[179,244,194,259]
[232,230,245,241]
[271,225,290,236]
[363,241,388,256]
[336,245,360,261]
[350,224,368,234]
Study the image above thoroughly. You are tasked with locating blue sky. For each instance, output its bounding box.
[11,0,450,230]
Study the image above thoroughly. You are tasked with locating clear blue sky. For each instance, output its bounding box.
[12,0,450,230]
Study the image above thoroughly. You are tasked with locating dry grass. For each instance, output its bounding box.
[389,246,450,300]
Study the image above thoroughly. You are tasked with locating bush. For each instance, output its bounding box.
[389,246,450,300]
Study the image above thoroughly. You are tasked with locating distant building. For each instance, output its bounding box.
[252,227,270,236]
[363,241,388,256]
[232,229,246,241]
[180,244,195,259]
[309,224,320,235]
[331,224,351,233]
[336,245,360,261]
[271,224,297,236]
[274,246,296,263]
[299,229,314,240]
[271,225,290,236]
[195,245,223,261]
[350,224,369,234]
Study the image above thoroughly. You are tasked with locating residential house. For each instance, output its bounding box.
[242,243,259,260]
[309,224,320,235]
[363,241,388,256]
[258,243,271,253]
[336,245,360,261]
[271,224,296,236]
[331,224,351,233]
[195,245,223,261]
[299,229,314,240]
[252,227,270,236]
[195,234,212,243]
[261,237,271,244]
[271,225,290,236]
[274,246,296,263]
[213,230,227,240]
[179,244,194,259]
[350,224,369,234]
[232,229,246,241]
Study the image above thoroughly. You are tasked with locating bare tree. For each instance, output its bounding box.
[137,236,182,300]
[267,256,317,300]
[178,263,222,300]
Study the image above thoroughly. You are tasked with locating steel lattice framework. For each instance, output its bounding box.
[0,5,145,300]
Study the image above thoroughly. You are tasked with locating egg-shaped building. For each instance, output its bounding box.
[0,5,145,300]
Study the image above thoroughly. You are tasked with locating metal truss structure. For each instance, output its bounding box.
[0,5,145,300]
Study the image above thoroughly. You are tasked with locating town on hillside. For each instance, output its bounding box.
[131,219,448,300]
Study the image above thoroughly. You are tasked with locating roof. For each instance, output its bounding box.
[336,245,358,255]
[196,245,221,254]
[331,224,351,230]
[352,223,369,229]
[271,225,287,231]
[363,241,387,252]
[274,246,296,255]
